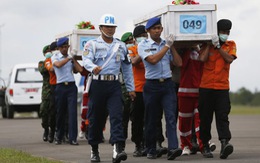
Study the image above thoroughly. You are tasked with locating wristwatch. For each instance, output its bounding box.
[216,44,221,49]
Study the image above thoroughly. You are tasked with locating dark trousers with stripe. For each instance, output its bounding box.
[87,80,125,145]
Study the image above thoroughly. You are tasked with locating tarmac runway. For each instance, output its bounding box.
[0,113,260,163]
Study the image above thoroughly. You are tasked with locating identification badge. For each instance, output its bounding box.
[116,53,121,62]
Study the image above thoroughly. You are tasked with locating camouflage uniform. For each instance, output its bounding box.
[38,61,51,131]
[121,81,132,139]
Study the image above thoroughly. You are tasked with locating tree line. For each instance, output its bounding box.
[230,87,260,106]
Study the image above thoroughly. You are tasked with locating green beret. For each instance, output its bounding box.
[121,32,133,42]
[42,45,50,54]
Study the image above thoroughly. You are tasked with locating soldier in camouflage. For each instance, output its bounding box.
[38,45,52,142]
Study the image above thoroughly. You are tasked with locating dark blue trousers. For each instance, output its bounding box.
[55,83,78,142]
[143,79,179,155]
[87,80,125,145]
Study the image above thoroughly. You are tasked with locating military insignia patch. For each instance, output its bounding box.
[83,50,89,56]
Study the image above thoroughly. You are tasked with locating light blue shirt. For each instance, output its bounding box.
[51,52,75,84]
[82,36,135,92]
[138,38,173,79]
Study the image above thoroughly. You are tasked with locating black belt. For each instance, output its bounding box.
[57,82,75,86]
[146,78,171,83]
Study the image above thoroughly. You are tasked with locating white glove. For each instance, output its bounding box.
[212,35,219,48]
[70,48,77,56]
[165,34,175,48]
[67,55,73,60]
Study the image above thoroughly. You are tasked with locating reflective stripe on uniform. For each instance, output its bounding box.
[179,112,194,118]
[178,87,199,93]
[195,126,200,132]
[194,108,199,114]
[179,130,192,137]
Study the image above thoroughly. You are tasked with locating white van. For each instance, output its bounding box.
[4,63,42,118]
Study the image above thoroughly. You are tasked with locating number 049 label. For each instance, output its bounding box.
[180,15,206,34]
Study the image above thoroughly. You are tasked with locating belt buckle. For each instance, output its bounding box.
[64,82,68,85]
[103,75,108,81]
[159,78,164,82]
[109,75,114,81]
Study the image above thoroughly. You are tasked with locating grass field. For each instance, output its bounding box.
[231,105,260,115]
[0,148,61,163]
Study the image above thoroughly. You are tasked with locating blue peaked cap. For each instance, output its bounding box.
[145,17,161,30]
[57,37,69,47]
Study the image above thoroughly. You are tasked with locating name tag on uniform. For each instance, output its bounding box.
[144,48,157,52]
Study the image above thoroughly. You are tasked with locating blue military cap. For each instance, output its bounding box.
[145,17,161,30]
[57,37,69,47]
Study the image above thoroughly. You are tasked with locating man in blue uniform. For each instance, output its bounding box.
[51,37,82,145]
[82,14,136,163]
[138,17,182,160]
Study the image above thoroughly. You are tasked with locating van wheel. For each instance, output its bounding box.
[6,104,14,119]
[1,105,7,118]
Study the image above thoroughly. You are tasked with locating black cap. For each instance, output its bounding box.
[50,41,57,51]
[133,25,146,38]
[217,19,232,31]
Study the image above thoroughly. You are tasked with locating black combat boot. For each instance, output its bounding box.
[112,142,127,163]
[220,139,233,159]
[43,128,49,142]
[91,145,100,162]
[201,144,213,158]
[48,129,55,143]
[167,148,182,160]
[133,143,143,157]
[156,141,168,158]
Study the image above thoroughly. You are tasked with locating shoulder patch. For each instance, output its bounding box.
[83,50,89,56]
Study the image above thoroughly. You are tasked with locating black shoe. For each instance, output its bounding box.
[112,143,127,163]
[91,150,100,162]
[55,139,62,145]
[133,144,143,157]
[48,130,55,143]
[156,142,168,158]
[167,148,182,160]
[220,140,233,159]
[147,153,157,159]
[70,141,79,145]
[209,142,216,152]
[43,129,49,142]
[202,144,213,158]
[190,142,199,154]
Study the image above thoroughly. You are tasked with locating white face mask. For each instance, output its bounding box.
[219,34,229,42]
[136,37,146,44]
[126,43,134,48]
[52,50,59,55]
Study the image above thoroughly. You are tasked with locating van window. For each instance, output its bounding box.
[15,68,42,83]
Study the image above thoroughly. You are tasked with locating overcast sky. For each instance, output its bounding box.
[0,0,259,92]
